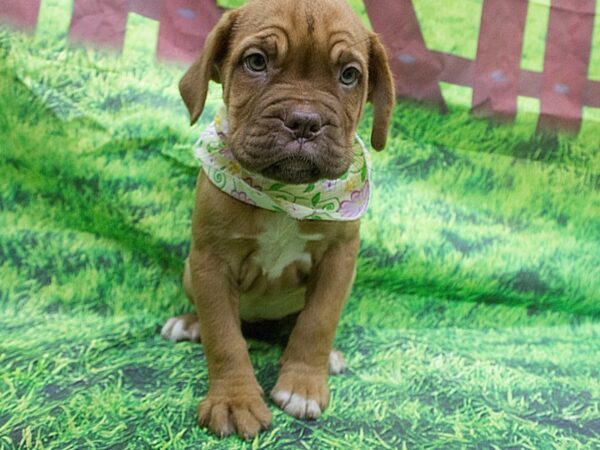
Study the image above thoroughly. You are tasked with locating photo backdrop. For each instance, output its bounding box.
[1,1,599,449]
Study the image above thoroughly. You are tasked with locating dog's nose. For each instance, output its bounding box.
[284,110,322,140]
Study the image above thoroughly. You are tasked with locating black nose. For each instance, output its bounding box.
[284,110,322,140]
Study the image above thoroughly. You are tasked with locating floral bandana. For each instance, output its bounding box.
[193,106,372,221]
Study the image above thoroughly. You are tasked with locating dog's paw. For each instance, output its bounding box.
[160,314,201,342]
[271,368,329,420]
[328,350,346,375]
[198,384,271,439]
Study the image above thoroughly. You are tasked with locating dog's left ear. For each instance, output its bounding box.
[179,10,239,125]
[368,33,395,151]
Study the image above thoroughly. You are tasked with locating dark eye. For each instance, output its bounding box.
[340,66,360,86]
[245,53,268,72]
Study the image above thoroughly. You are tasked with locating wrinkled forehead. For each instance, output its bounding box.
[232,0,369,68]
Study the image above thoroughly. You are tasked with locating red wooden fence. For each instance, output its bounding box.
[365,0,599,133]
[1,0,599,133]
[0,0,221,62]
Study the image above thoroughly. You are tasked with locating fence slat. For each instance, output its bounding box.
[364,0,446,110]
[69,0,128,50]
[156,0,221,62]
[537,0,597,132]
[127,0,162,21]
[0,0,41,29]
[472,0,528,121]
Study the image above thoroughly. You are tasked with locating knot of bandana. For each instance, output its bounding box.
[193,106,372,221]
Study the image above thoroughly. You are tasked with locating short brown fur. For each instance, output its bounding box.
[174,0,394,438]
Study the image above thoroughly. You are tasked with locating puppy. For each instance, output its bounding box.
[161,0,394,438]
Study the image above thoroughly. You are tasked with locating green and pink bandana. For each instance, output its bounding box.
[193,107,372,221]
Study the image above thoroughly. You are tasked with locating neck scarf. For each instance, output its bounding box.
[193,106,371,221]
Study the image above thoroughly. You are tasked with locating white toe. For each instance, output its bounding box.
[160,318,176,340]
[305,399,321,419]
[272,389,291,406]
[171,319,185,340]
[284,393,307,417]
[272,390,322,419]
[160,317,200,342]
[328,350,346,375]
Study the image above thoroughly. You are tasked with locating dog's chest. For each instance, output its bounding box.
[253,214,322,280]
[238,214,323,321]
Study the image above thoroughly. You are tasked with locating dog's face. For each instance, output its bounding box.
[180,0,394,184]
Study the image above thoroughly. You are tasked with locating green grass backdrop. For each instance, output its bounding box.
[1,0,599,448]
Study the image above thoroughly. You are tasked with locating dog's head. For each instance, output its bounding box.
[180,0,395,184]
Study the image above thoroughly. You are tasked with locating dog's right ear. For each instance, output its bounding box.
[179,10,239,125]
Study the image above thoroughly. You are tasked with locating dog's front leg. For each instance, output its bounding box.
[271,236,360,419]
[190,249,271,438]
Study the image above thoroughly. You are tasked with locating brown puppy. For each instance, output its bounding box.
[161,0,394,439]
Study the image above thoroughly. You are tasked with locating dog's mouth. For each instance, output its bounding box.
[232,120,352,184]
[261,156,322,184]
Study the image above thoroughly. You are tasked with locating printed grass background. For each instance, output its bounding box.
[1,0,600,448]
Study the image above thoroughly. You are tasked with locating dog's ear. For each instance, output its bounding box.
[367,33,395,150]
[179,10,239,125]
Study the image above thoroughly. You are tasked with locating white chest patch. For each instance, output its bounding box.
[254,214,322,280]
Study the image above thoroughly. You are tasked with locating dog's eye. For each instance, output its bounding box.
[340,66,360,86]
[245,53,268,72]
